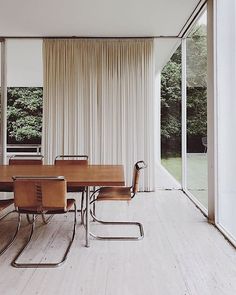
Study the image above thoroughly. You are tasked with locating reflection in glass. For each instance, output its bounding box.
[186,11,208,209]
[161,45,182,183]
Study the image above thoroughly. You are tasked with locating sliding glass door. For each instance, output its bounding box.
[161,45,182,184]
[6,39,43,159]
[160,9,208,212]
[185,10,208,210]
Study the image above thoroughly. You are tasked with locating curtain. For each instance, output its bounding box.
[43,38,155,191]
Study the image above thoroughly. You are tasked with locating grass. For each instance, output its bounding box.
[161,157,182,183]
[161,153,208,209]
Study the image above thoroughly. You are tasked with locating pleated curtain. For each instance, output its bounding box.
[43,39,155,191]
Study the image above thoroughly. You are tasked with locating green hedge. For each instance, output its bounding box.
[7,87,43,144]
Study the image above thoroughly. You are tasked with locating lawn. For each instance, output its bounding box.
[161,153,208,209]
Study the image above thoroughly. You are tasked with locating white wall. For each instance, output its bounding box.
[154,38,180,73]
[6,39,43,87]
[6,38,179,87]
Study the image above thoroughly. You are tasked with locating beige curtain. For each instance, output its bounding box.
[43,39,155,191]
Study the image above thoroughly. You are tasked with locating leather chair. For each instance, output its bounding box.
[54,155,89,220]
[11,176,76,268]
[9,154,44,165]
[82,161,147,240]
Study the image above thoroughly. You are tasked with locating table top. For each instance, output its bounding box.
[0,165,125,187]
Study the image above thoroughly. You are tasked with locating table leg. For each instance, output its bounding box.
[86,186,90,247]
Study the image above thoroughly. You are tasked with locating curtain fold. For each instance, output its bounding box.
[43,38,155,191]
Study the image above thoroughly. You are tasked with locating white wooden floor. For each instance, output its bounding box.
[1,190,236,295]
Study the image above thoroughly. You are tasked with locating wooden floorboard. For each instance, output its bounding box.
[1,190,236,295]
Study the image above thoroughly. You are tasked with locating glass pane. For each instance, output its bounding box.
[7,87,43,144]
[6,40,43,157]
[161,45,182,183]
[186,10,208,209]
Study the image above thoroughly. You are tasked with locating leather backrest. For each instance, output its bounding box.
[13,177,66,211]
[54,155,88,166]
[131,161,147,193]
[9,159,43,165]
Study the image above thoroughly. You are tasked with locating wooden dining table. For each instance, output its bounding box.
[0,164,125,247]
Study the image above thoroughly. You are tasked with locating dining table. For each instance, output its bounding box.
[0,164,125,247]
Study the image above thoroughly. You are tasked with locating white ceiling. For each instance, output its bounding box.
[0,0,200,37]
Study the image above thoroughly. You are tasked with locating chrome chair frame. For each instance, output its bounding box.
[85,202,144,240]
[26,212,53,224]
[11,176,77,268]
[82,161,147,240]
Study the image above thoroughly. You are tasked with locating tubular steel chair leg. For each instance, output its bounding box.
[82,201,144,241]
[12,204,77,268]
[82,190,95,222]
[26,214,41,224]
[0,212,21,256]
[89,189,100,223]
[68,192,84,215]
[0,209,16,222]
[80,191,84,224]
[26,214,34,224]
[90,187,96,221]
[12,214,36,268]
[92,195,96,222]
[41,213,53,224]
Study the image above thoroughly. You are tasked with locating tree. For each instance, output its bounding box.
[161,46,182,156]
[161,47,182,140]
[186,25,207,140]
[7,87,43,143]
[161,24,207,155]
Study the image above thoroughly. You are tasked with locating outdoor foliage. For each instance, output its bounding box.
[7,87,43,143]
[161,47,182,140]
[161,24,207,155]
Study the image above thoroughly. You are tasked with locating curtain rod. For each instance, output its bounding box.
[0,36,181,40]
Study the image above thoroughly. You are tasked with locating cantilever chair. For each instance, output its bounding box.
[82,160,147,240]
[54,155,89,217]
[9,154,44,165]
[9,154,45,224]
[0,199,18,256]
[11,176,76,268]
